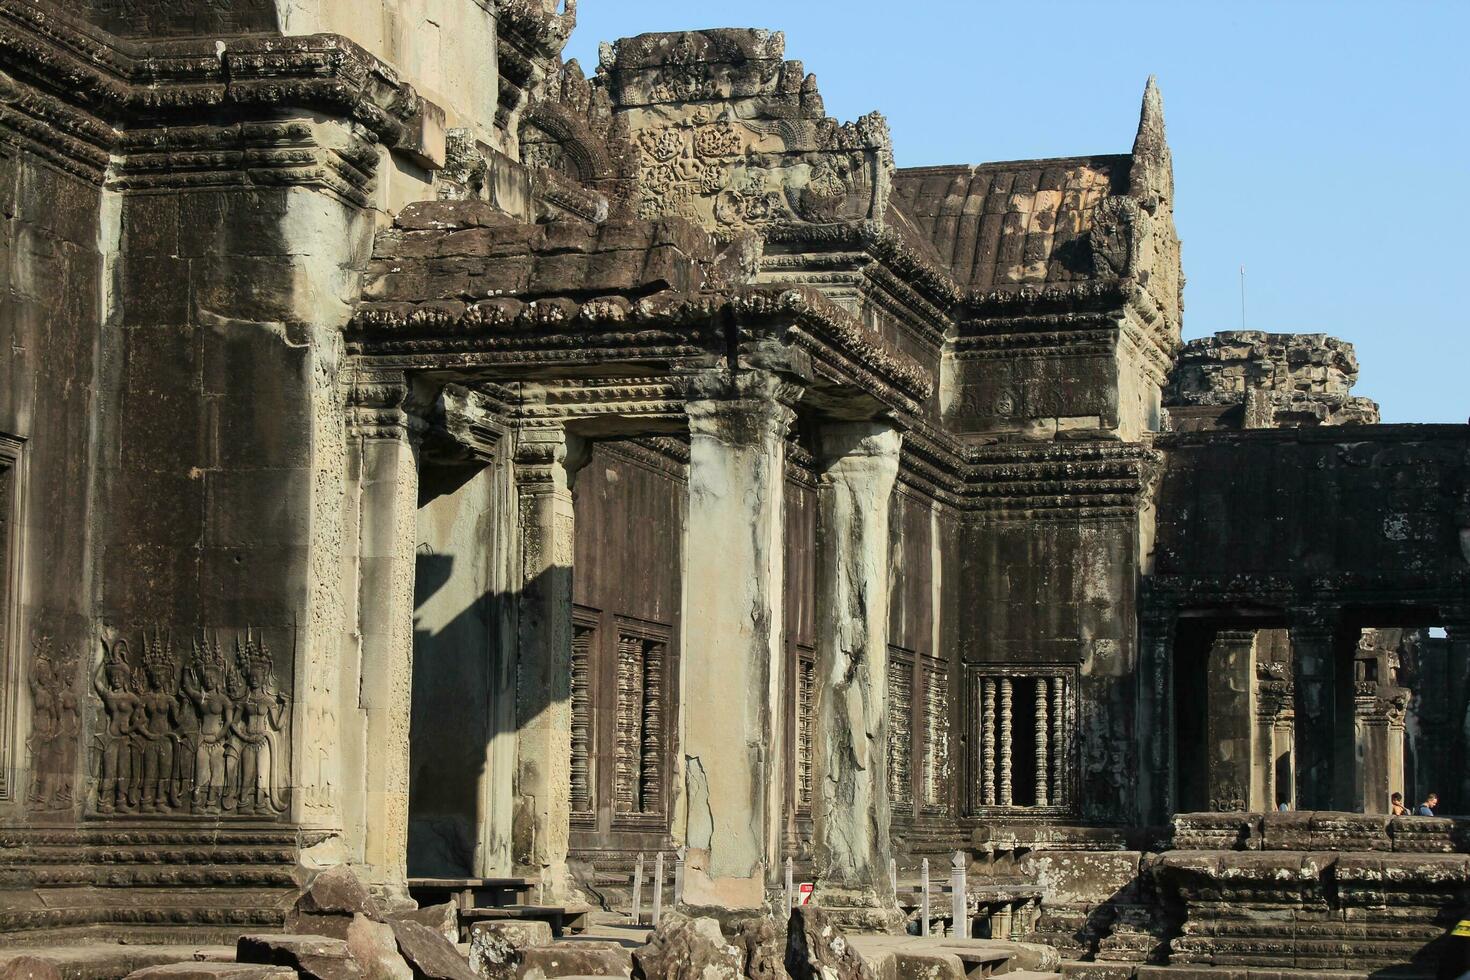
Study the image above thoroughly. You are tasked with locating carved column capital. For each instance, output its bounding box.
[513,424,591,497]
[683,369,803,448]
[815,420,903,478]
[349,370,425,442]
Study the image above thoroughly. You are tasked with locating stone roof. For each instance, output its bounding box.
[889,155,1128,294]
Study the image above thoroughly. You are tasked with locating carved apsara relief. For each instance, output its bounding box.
[26,634,79,811]
[91,627,291,818]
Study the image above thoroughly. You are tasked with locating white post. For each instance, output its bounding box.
[889,858,898,900]
[632,852,645,924]
[920,858,930,937]
[950,851,967,940]
[673,852,685,905]
[652,852,665,927]
[784,856,794,915]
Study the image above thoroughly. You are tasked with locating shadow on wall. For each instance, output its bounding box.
[405,458,542,879]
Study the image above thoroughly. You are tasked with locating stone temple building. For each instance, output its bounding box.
[0,1,1468,977]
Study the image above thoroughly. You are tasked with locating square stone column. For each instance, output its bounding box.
[1445,622,1470,811]
[679,371,800,912]
[1136,608,1177,824]
[512,424,587,898]
[349,373,423,897]
[1206,630,1256,811]
[1289,610,1355,810]
[810,421,904,931]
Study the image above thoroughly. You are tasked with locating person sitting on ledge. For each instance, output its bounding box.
[1391,792,1409,815]
[1417,793,1439,816]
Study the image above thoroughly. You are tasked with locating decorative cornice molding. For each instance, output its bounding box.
[0,2,437,186]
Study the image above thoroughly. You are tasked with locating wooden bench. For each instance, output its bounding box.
[406,877,535,913]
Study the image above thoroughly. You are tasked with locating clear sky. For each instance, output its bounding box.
[565,1,1468,424]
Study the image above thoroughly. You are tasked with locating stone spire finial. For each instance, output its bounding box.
[1129,75,1173,212]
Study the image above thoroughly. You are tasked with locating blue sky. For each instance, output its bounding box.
[565,1,1467,424]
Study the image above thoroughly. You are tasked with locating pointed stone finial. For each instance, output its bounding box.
[1130,75,1173,211]
[1133,76,1166,159]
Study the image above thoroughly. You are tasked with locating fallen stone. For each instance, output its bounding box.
[389,918,479,980]
[0,958,62,980]
[471,921,553,952]
[736,916,785,980]
[391,904,461,944]
[237,934,363,980]
[349,914,415,980]
[298,867,386,920]
[518,943,632,980]
[288,911,356,941]
[632,913,744,980]
[468,928,519,980]
[785,907,872,980]
[124,966,298,980]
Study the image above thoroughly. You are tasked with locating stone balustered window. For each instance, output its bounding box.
[890,647,952,817]
[888,650,915,809]
[569,612,597,824]
[795,644,815,815]
[612,617,670,827]
[920,658,949,813]
[966,666,1076,815]
[0,436,20,803]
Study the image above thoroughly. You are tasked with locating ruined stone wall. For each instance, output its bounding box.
[1165,330,1381,430]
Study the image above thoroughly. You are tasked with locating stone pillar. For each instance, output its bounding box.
[679,371,800,912]
[1206,630,1256,811]
[1290,611,1354,810]
[810,420,903,929]
[1252,651,1293,811]
[1137,608,1177,824]
[350,373,423,897]
[1446,622,1470,812]
[512,424,588,898]
[1357,689,1409,814]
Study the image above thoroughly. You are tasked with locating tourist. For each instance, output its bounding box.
[1417,793,1439,817]
[1391,792,1408,816]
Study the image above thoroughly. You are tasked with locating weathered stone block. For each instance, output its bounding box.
[124,965,299,980]
[391,904,460,944]
[350,914,415,980]
[632,913,744,980]
[469,921,553,952]
[517,944,631,980]
[785,907,873,980]
[237,934,363,980]
[389,918,478,980]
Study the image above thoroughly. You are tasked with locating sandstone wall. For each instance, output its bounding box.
[0,146,105,818]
